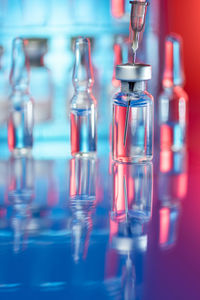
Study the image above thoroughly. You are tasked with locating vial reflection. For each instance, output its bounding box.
[112,162,153,223]
[69,157,97,263]
[105,209,151,300]
[158,149,188,250]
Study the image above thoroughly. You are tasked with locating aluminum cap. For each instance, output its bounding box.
[116,63,152,82]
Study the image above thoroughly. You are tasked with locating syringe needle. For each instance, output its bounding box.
[123,175,128,221]
[132,51,136,64]
[123,98,130,147]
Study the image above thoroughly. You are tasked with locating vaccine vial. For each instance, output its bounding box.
[158,34,188,151]
[112,63,153,162]
[8,38,34,156]
[70,37,97,157]
[25,38,53,124]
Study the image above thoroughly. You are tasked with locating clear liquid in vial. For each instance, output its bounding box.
[8,101,33,154]
[71,107,96,157]
[113,98,153,162]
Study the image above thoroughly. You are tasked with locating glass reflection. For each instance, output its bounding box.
[104,161,153,299]
[7,155,35,253]
[0,156,34,292]
[112,162,153,222]
[158,149,188,249]
[69,157,97,263]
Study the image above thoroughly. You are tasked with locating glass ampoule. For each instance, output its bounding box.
[8,38,34,156]
[112,63,153,162]
[70,37,97,157]
[158,34,188,151]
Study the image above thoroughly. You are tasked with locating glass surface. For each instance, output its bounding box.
[112,91,153,162]
[0,138,199,299]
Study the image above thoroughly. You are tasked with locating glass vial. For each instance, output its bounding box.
[25,38,53,124]
[70,37,97,157]
[158,34,188,151]
[8,38,34,156]
[112,63,153,162]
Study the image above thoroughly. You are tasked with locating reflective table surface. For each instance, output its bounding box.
[0,135,200,300]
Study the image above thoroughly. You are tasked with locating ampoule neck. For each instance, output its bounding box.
[74,86,92,94]
[10,38,30,93]
[163,84,183,92]
[72,37,94,93]
[163,34,185,88]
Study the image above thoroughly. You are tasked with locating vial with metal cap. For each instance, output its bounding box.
[70,37,97,157]
[112,63,153,162]
[158,34,188,151]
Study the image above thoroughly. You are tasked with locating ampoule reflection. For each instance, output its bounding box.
[158,149,188,250]
[69,156,97,263]
[8,37,34,156]
[7,155,34,253]
[112,162,153,222]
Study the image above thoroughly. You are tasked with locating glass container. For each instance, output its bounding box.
[112,63,153,162]
[70,37,97,157]
[158,34,188,151]
[8,37,34,156]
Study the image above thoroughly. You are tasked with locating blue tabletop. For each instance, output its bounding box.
[0,139,199,300]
